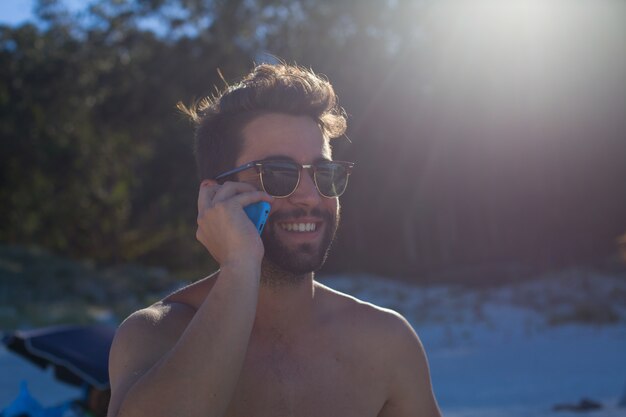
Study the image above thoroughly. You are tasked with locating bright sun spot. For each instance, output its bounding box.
[418,0,626,146]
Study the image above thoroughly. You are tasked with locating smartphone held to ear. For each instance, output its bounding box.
[244,201,271,234]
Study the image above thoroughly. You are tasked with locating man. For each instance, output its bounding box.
[107,64,441,417]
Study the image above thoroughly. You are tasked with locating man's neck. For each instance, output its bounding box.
[253,265,317,336]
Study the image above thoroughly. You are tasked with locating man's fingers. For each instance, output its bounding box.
[198,181,273,214]
[211,181,259,203]
[198,182,219,213]
[197,180,250,213]
[230,191,274,209]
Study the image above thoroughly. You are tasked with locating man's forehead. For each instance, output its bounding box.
[237,113,332,164]
[238,141,333,166]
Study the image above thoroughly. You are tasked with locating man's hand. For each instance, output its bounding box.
[196,180,273,267]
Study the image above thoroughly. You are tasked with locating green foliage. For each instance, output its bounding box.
[0,4,217,270]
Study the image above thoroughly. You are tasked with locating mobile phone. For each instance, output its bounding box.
[244,201,271,234]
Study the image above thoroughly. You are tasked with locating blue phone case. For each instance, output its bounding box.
[244,201,271,234]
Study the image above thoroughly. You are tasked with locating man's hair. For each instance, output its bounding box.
[178,64,347,180]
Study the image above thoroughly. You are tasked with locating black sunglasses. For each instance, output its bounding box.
[215,159,355,198]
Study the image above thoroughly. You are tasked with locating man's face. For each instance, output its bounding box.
[235,113,340,279]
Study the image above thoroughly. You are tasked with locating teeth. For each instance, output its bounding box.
[281,223,316,232]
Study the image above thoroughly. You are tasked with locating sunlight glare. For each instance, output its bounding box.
[421,0,626,145]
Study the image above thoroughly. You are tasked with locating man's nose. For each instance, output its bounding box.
[289,169,322,206]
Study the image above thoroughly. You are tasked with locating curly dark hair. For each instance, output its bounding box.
[178,64,347,180]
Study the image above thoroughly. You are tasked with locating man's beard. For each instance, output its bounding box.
[260,206,339,287]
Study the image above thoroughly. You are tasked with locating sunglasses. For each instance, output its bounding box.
[215,159,355,198]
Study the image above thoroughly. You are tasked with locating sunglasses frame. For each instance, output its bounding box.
[214,159,355,198]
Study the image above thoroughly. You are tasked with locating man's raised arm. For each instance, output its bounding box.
[106,182,273,417]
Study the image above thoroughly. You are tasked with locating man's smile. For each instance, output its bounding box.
[278,221,320,232]
[274,218,325,242]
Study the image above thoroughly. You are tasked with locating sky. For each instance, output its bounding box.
[0,0,84,26]
[0,0,166,35]
[0,1,33,25]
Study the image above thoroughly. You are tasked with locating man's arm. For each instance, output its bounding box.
[107,181,273,417]
[107,261,260,417]
[378,314,442,417]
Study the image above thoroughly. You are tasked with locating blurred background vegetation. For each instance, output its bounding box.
[1,0,625,288]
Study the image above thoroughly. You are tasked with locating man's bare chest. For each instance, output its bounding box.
[223,335,387,417]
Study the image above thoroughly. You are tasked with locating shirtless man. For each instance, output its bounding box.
[107,64,441,417]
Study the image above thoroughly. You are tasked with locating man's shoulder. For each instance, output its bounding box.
[114,273,216,343]
[315,282,418,346]
[108,301,197,384]
[121,300,196,332]
[316,285,441,415]
[111,272,221,354]
[112,301,195,354]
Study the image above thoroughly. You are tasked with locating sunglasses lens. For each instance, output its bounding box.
[315,162,349,197]
[261,161,300,197]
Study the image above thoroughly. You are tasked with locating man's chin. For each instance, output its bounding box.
[263,242,328,276]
